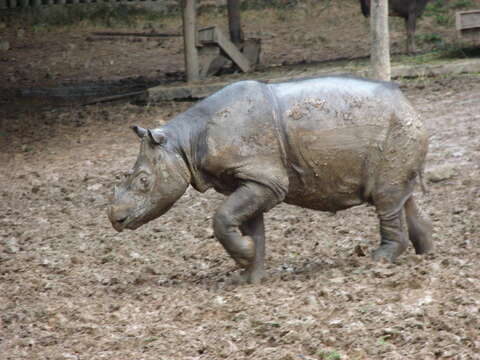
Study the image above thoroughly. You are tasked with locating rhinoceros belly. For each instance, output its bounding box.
[283,124,386,212]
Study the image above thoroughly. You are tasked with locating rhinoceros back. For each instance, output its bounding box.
[268,76,420,211]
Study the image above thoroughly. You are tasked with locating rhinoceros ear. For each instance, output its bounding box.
[131,125,148,139]
[147,129,166,146]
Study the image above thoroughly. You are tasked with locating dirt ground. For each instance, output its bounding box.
[1,1,480,359]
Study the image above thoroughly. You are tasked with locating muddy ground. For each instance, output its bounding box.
[1,1,480,359]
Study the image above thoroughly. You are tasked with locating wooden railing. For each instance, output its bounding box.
[0,0,163,10]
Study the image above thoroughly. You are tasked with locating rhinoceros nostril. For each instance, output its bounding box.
[116,216,127,224]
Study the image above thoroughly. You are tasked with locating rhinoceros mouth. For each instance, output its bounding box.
[124,220,143,230]
[111,218,127,232]
[110,204,172,232]
[111,218,143,232]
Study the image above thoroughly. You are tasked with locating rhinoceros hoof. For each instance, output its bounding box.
[371,248,397,263]
[241,268,266,284]
[229,267,266,285]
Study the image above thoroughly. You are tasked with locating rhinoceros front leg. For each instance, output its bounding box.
[213,182,278,284]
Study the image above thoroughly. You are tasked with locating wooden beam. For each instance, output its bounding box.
[198,27,250,72]
[456,10,480,31]
[370,0,391,81]
[182,0,200,82]
[90,32,181,38]
[227,0,243,46]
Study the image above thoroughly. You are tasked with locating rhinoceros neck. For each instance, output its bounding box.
[162,107,211,192]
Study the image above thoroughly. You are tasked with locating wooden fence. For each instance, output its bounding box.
[0,0,164,10]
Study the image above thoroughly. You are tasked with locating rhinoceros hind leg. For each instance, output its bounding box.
[372,207,409,262]
[213,182,279,284]
[404,195,433,254]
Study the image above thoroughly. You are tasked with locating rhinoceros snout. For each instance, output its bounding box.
[107,204,131,232]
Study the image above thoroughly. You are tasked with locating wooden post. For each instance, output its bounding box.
[370,0,391,81]
[181,0,200,82]
[227,0,243,46]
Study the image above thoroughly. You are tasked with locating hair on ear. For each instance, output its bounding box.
[147,129,166,145]
[131,125,148,139]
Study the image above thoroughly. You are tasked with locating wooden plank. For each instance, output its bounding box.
[241,38,261,66]
[456,10,480,31]
[91,32,181,38]
[82,91,146,106]
[147,82,226,102]
[198,45,221,78]
[198,27,250,72]
[212,27,250,72]
[197,26,217,44]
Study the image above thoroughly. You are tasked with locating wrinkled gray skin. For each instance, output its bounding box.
[359,0,432,54]
[108,76,433,284]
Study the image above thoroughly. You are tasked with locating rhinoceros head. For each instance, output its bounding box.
[107,125,190,232]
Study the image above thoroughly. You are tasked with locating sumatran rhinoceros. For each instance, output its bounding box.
[107,76,433,284]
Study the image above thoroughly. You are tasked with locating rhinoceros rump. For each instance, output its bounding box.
[108,76,433,284]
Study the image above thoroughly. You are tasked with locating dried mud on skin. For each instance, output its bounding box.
[1,75,480,360]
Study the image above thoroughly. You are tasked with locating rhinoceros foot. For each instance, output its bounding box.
[231,236,256,267]
[241,267,266,285]
[371,243,406,263]
[228,266,266,285]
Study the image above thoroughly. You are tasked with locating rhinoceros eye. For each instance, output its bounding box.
[134,174,150,192]
[140,176,149,187]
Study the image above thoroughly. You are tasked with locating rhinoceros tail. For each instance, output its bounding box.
[418,167,428,194]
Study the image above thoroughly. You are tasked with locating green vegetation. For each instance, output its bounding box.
[425,0,453,26]
[5,4,169,31]
[377,336,390,346]
[393,45,480,66]
[450,0,474,9]
[416,32,444,46]
[318,350,342,360]
[240,0,299,11]
[424,0,476,26]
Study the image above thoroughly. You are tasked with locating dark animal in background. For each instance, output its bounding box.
[359,0,432,54]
